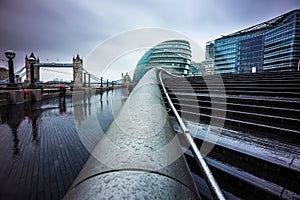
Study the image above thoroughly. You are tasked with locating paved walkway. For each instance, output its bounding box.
[0,88,128,200]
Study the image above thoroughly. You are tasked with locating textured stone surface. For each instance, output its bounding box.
[0,89,127,200]
[65,171,198,200]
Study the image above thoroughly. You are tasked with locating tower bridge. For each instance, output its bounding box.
[1,52,128,88]
[0,52,119,87]
[22,53,97,87]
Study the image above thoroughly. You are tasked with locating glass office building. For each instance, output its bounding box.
[133,40,191,81]
[214,9,300,74]
[206,41,215,61]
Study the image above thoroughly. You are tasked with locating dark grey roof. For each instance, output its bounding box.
[0,67,8,71]
[220,9,300,39]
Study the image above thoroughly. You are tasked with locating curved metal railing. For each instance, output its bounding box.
[158,69,226,200]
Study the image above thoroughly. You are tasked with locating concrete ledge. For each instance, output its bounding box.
[28,89,42,101]
[0,92,10,106]
[0,99,9,106]
[7,90,24,104]
[42,93,60,100]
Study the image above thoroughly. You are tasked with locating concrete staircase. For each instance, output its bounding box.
[161,71,300,199]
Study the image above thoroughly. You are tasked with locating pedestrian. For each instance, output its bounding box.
[62,86,66,98]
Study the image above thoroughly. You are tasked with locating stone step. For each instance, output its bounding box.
[163,97,300,119]
[162,92,300,110]
[167,102,300,132]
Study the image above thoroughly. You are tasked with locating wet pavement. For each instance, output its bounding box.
[0,88,128,200]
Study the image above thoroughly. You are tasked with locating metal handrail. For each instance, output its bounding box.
[158,69,226,200]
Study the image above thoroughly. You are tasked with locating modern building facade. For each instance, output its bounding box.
[195,41,215,76]
[214,9,300,74]
[205,41,215,61]
[133,40,191,81]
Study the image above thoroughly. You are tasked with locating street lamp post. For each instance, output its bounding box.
[28,55,36,88]
[5,50,17,89]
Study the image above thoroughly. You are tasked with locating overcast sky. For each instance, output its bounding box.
[0,0,299,81]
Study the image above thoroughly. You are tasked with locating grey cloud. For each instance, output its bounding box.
[0,0,299,75]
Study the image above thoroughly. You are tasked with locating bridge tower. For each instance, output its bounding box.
[122,72,131,86]
[25,52,40,82]
[73,54,83,87]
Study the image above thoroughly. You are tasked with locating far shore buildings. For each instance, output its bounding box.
[193,41,215,76]
[198,9,300,75]
[0,67,8,81]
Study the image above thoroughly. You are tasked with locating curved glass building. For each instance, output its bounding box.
[133,40,191,81]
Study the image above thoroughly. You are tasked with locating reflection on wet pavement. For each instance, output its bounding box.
[0,88,128,200]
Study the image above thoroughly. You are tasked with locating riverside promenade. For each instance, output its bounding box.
[0,88,128,200]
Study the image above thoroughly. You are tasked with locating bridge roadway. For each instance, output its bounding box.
[0,88,128,200]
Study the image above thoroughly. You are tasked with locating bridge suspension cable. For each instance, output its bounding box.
[81,67,102,83]
[41,68,73,75]
[15,66,26,75]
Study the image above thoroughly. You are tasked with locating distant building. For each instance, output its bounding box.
[202,60,214,75]
[192,61,214,76]
[0,67,8,81]
[205,41,215,61]
[133,40,191,81]
[214,9,300,74]
[189,41,215,77]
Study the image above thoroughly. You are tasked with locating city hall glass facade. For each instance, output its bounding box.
[214,9,300,74]
[133,40,191,81]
